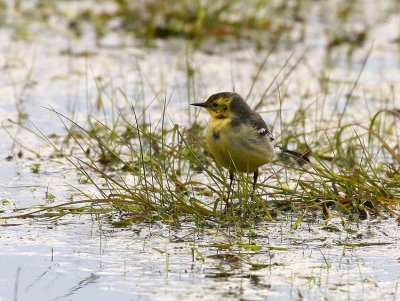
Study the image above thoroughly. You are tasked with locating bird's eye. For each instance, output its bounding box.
[212,103,218,108]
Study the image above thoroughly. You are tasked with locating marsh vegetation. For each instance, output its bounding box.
[0,0,399,300]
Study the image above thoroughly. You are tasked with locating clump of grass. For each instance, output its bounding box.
[281,106,400,220]
[2,88,399,228]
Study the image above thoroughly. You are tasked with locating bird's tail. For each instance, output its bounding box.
[274,145,311,166]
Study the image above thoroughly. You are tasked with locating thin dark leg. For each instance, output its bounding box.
[251,170,258,200]
[226,171,235,203]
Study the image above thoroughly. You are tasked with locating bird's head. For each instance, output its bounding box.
[191,92,249,119]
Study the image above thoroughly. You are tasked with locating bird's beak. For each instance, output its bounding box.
[191,102,207,108]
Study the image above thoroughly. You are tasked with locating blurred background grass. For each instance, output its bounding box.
[1,0,399,50]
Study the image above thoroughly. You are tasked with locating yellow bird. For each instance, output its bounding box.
[191,92,308,200]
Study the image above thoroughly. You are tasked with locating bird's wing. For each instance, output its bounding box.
[248,113,274,142]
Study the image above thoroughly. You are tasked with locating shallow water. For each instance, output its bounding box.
[1,1,400,300]
[1,217,400,301]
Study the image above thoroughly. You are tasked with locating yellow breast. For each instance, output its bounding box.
[206,118,275,173]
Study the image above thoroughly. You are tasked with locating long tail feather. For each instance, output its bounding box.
[275,145,311,165]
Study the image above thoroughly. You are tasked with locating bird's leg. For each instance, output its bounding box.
[225,171,235,205]
[251,170,259,201]
[220,172,235,214]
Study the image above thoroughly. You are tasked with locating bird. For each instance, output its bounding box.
[191,92,309,202]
